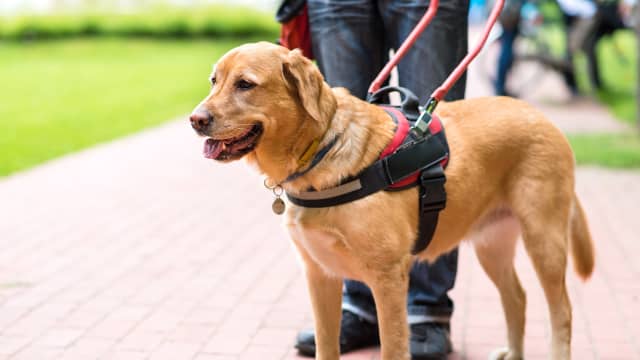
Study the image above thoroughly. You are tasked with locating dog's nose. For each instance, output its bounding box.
[189,110,213,132]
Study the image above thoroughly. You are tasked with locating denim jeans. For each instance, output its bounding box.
[308,0,468,324]
[495,26,517,96]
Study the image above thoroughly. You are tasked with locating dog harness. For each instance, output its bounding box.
[286,87,450,254]
[273,0,504,254]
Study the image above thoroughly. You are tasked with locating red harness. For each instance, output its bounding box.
[381,106,449,189]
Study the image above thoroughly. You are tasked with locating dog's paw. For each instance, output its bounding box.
[488,347,523,360]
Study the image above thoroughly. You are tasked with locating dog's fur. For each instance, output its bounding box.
[191,42,595,360]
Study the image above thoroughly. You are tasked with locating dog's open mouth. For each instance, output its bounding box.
[203,123,263,161]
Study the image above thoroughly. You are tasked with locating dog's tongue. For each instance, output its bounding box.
[203,138,224,159]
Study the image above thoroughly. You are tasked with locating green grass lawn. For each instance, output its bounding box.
[0,38,255,176]
[569,133,640,168]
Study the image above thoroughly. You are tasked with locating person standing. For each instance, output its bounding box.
[292,0,469,359]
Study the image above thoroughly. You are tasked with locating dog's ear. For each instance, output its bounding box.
[282,49,336,123]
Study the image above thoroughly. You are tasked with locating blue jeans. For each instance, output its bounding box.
[308,0,468,323]
[495,26,517,96]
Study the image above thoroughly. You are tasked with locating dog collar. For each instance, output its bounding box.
[263,122,338,215]
[279,112,337,184]
[283,135,339,183]
[264,135,338,215]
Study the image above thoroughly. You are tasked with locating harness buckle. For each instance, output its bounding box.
[410,111,433,139]
[419,166,447,212]
[421,196,446,212]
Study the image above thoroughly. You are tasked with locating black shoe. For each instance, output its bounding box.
[410,322,452,360]
[295,310,380,357]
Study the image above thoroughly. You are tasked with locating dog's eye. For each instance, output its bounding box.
[236,79,256,90]
[210,77,216,86]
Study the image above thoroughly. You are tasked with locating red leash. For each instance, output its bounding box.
[367,0,440,95]
[367,0,505,113]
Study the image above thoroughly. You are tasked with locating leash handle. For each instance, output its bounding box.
[429,0,505,104]
[367,0,440,95]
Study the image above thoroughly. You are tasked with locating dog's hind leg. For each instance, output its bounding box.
[520,223,572,359]
[510,176,574,360]
[368,255,413,360]
[472,212,525,360]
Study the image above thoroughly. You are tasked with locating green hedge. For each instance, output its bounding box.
[0,6,279,41]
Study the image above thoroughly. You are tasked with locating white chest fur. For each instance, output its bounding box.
[287,224,364,280]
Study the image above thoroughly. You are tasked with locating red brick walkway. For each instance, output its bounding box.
[2,119,639,359]
[2,37,639,360]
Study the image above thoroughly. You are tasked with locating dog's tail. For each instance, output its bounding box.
[569,194,595,280]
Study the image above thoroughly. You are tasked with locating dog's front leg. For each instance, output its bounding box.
[304,261,343,360]
[369,258,412,360]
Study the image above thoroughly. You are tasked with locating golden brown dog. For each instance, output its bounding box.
[189,42,594,360]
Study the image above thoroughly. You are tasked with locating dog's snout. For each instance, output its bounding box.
[189,110,213,132]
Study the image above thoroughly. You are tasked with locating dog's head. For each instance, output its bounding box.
[190,42,336,172]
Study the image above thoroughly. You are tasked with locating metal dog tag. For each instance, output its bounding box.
[272,197,286,215]
[265,178,286,215]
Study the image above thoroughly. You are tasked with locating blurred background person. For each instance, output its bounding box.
[562,0,633,90]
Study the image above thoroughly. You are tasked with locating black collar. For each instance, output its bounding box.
[282,136,339,184]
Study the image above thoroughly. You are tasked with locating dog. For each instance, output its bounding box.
[189,42,594,360]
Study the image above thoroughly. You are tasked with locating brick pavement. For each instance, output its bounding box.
[2,119,639,360]
[2,36,639,360]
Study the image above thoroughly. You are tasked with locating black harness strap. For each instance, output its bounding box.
[414,164,446,254]
[286,133,447,208]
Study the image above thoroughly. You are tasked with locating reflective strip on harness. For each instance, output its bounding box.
[287,178,363,200]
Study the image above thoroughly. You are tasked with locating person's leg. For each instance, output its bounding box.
[495,27,518,96]
[303,1,465,358]
[585,4,626,90]
[341,280,378,322]
[308,0,389,324]
[583,26,602,90]
[377,1,464,358]
[569,13,602,91]
[406,251,458,323]
[308,0,387,99]
[562,13,579,94]
[379,0,465,319]
[295,2,388,356]
[380,0,469,103]
[407,254,458,359]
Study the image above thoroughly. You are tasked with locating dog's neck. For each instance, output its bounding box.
[274,88,397,194]
[245,85,332,183]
